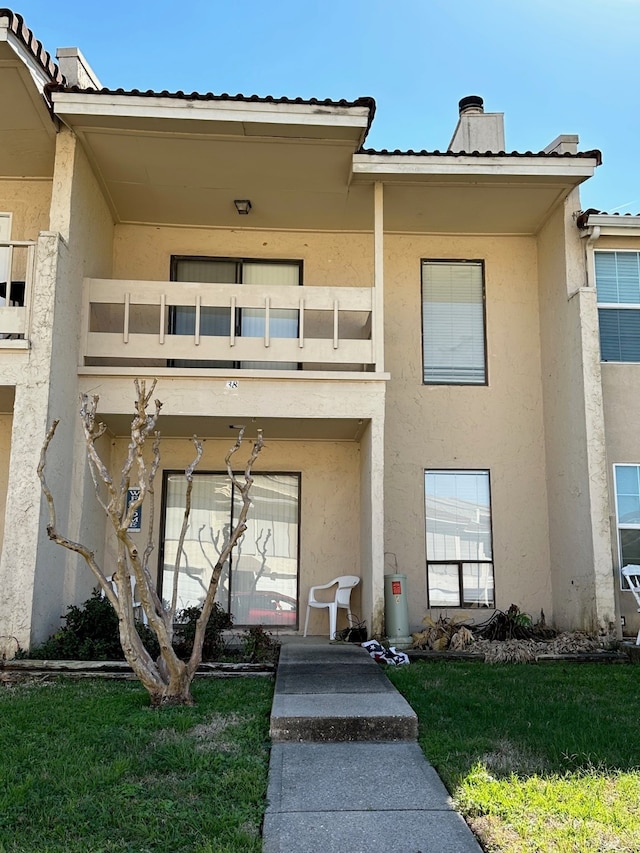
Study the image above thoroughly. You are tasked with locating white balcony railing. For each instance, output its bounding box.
[82,279,378,373]
[0,241,36,343]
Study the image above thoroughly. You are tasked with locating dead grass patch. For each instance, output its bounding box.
[479,738,548,778]
[189,713,246,753]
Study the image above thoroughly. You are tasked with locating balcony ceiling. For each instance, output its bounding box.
[0,42,57,178]
[52,94,597,235]
[97,413,366,442]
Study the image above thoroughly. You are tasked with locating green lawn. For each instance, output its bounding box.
[387,660,640,853]
[0,677,273,853]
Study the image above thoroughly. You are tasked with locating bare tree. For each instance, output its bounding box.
[38,379,264,706]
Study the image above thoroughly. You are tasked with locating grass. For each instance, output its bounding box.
[0,676,273,853]
[387,660,640,853]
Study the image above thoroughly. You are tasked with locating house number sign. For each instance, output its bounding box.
[126,488,142,532]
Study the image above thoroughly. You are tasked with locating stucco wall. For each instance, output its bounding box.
[0,178,57,651]
[15,130,116,644]
[0,129,113,646]
[596,235,640,636]
[359,417,386,636]
[538,195,615,632]
[0,412,11,555]
[0,180,52,240]
[113,225,374,286]
[383,233,553,631]
[101,436,361,636]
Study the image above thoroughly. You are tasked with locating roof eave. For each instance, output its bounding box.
[51,89,373,138]
[351,152,599,182]
[577,212,640,236]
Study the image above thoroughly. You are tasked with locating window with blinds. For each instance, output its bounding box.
[421,260,486,384]
[595,251,640,362]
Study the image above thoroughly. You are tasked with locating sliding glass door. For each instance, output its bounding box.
[161,472,299,627]
[171,257,300,369]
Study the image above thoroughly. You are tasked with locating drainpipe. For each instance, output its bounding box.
[580,224,601,291]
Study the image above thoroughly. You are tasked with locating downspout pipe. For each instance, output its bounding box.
[580,224,601,290]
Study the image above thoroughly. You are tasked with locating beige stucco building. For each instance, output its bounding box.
[1,9,637,653]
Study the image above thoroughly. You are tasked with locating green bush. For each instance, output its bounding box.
[24,589,159,661]
[241,625,279,663]
[173,603,234,660]
[22,591,281,664]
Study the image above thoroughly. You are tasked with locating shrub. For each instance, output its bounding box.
[24,589,159,660]
[241,624,279,663]
[173,603,234,660]
[22,593,281,664]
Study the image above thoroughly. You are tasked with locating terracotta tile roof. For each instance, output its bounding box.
[576,209,640,228]
[0,8,64,84]
[359,146,603,164]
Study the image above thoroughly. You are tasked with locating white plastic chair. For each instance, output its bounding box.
[103,574,148,625]
[303,575,360,639]
[621,565,640,644]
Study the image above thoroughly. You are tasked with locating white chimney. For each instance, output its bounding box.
[56,47,102,89]
[448,96,505,154]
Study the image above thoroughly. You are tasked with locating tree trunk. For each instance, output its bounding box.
[38,381,264,707]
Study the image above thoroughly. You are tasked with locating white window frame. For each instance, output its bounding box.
[594,249,640,363]
[421,259,487,385]
[612,463,640,589]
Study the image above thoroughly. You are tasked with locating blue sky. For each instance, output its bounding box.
[18,0,640,213]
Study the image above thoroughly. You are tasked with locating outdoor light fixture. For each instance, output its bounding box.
[234,199,252,215]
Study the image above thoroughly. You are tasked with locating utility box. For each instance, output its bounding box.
[384,573,412,649]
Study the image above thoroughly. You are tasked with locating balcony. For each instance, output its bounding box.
[0,241,36,348]
[81,279,380,375]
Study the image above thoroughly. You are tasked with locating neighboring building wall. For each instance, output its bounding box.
[596,234,640,634]
[383,233,553,631]
[537,194,615,633]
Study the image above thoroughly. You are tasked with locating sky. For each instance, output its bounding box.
[16,0,640,213]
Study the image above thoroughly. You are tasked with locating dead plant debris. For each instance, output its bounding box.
[411,606,617,663]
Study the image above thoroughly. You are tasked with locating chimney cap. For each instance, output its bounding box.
[458,95,484,114]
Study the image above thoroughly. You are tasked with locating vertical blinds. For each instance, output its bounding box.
[422,260,486,384]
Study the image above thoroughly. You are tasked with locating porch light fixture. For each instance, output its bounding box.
[234,199,252,215]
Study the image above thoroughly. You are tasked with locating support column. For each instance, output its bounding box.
[360,413,386,637]
[373,182,385,373]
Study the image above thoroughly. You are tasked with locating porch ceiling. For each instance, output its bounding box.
[0,43,57,178]
[0,384,15,413]
[98,413,366,442]
[51,94,597,235]
[52,92,372,232]
[74,128,373,231]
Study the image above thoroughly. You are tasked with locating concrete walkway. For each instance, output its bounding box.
[263,641,482,853]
